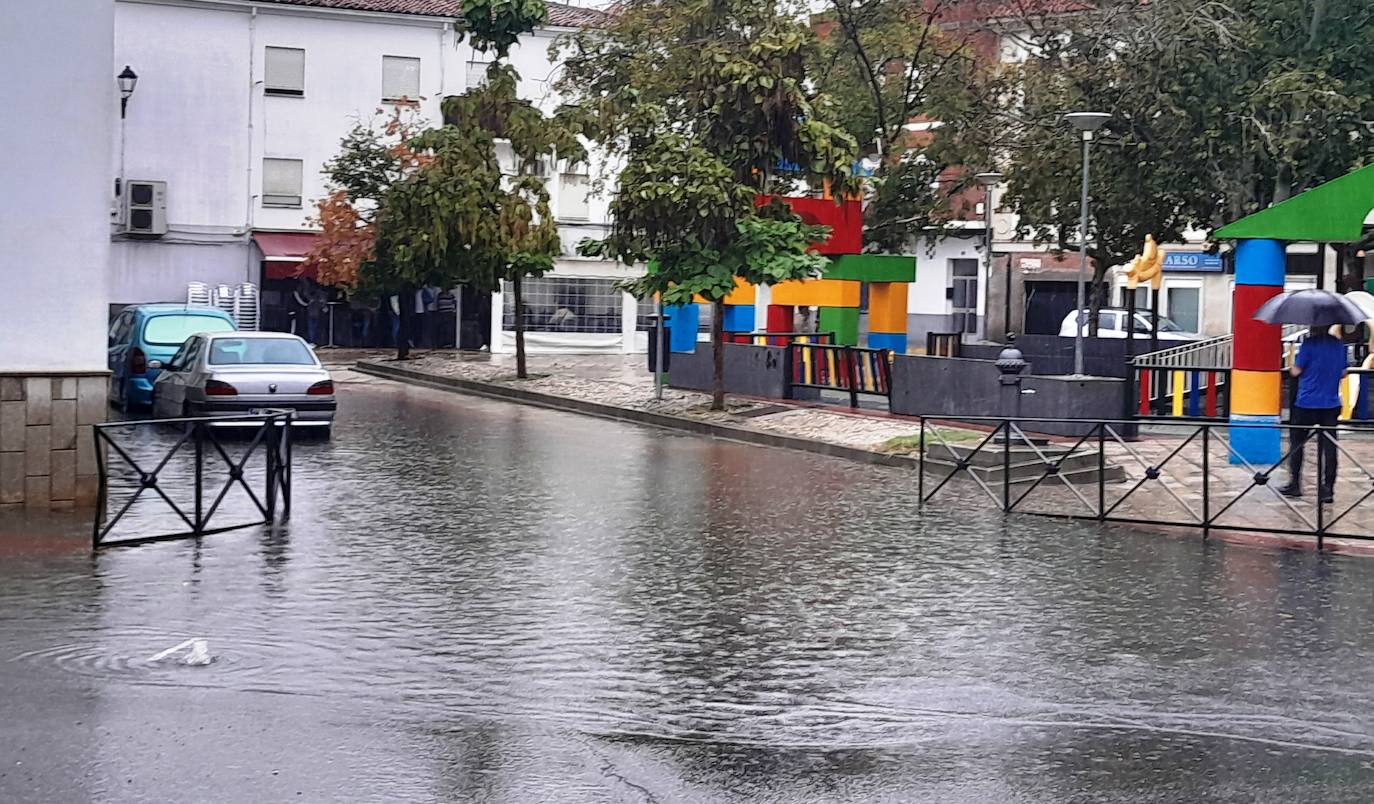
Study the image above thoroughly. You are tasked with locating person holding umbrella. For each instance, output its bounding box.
[1255,289,1365,502]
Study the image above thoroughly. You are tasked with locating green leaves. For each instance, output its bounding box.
[457,0,547,58]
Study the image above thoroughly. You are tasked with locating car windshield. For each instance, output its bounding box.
[142,314,235,346]
[209,338,315,366]
[1133,314,1184,333]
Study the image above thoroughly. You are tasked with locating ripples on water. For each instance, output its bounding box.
[3,380,1374,802]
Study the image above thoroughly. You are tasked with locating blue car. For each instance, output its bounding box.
[108,304,238,410]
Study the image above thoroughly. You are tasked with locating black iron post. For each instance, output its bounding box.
[1002,421,1012,513]
[193,421,204,534]
[1150,286,1162,354]
[918,417,926,507]
[1316,426,1326,549]
[1097,422,1106,520]
[1202,425,1210,539]
[845,347,860,409]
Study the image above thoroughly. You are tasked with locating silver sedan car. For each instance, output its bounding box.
[151,331,337,432]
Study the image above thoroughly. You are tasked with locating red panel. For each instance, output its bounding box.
[253,231,319,258]
[766,304,793,333]
[1232,284,1283,371]
[757,196,863,255]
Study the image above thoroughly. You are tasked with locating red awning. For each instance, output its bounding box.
[253,231,320,280]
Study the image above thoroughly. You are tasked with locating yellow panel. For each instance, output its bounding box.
[724,277,756,306]
[1172,371,1185,417]
[868,282,909,334]
[1229,369,1282,416]
[770,279,861,308]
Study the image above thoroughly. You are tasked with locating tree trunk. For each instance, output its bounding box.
[397,284,413,361]
[711,298,725,411]
[513,273,527,380]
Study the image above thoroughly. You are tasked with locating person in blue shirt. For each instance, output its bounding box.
[1279,327,1348,502]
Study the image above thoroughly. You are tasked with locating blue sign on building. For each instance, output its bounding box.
[1163,252,1224,272]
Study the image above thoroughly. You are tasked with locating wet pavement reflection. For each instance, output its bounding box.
[3,376,1374,802]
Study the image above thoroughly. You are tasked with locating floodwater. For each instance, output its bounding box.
[3,374,1374,802]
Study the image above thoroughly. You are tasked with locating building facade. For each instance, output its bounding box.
[1,0,114,509]
[113,0,648,353]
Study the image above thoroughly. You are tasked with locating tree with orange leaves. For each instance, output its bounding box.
[300,104,429,291]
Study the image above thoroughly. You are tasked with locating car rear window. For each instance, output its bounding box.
[142,314,236,346]
[208,338,316,366]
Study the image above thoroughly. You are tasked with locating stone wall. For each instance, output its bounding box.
[0,374,106,510]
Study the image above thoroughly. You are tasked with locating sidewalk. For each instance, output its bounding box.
[350,350,1374,555]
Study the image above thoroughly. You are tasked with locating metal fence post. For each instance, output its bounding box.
[1316,425,1326,549]
[1097,422,1106,520]
[193,421,204,535]
[1202,424,1211,539]
[264,418,278,523]
[845,347,859,408]
[92,428,107,549]
[1002,420,1012,513]
[918,417,926,508]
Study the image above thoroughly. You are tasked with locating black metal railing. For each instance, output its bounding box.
[93,411,293,549]
[790,342,892,408]
[917,415,1374,549]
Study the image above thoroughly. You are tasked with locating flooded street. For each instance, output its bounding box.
[4,374,1374,802]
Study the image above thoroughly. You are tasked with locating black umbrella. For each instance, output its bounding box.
[1253,289,1368,327]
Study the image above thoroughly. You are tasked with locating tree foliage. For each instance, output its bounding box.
[556,0,858,408]
[812,0,1004,252]
[367,0,583,370]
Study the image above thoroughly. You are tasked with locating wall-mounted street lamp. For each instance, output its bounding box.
[116,66,138,201]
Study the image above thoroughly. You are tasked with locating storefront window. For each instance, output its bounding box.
[502,278,624,334]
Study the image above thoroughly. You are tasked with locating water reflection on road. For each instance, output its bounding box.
[3,375,1374,802]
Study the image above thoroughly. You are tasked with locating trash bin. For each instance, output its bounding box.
[647,315,671,373]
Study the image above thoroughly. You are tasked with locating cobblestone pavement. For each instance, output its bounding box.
[348,349,1374,552]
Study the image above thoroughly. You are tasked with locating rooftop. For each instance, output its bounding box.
[250,0,608,28]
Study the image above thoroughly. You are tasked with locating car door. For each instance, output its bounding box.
[107,311,135,401]
[156,338,198,417]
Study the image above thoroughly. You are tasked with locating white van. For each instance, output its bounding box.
[1058,308,1200,342]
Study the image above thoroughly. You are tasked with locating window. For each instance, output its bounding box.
[209,337,316,366]
[559,163,591,220]
[382,55,421,101]
[950,258,979,334]
[466,60,490,87]
[502,278,624,334]
[264,47,305,96]
[142,315,236,346]
[262,158,303,207]
[1166,285,1201,333]
[1119,285,1149,309]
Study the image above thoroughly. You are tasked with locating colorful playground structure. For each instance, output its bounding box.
[663,196,917,355]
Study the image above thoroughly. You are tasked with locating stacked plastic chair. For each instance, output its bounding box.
[232,283,260,331]
[186,281,212,307]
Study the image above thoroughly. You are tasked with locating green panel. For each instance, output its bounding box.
[824,254,916,283]
[819,306,860,346]
[1214,164,1374,242]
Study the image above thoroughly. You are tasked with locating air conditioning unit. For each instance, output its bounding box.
[123,180,168,236]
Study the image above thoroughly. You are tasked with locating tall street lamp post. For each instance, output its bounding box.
[116,66,139,201]
[974,172,1004,341]
[1064,111,1110,377]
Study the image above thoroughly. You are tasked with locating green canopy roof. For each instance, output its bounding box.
[1215,163,1374,242]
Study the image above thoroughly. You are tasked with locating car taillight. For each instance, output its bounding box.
[205,380,238,396]
[307,380,334,396]
[130,347,147,375]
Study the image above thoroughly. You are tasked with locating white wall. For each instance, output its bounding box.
[0,0,113,371]
[908,234,984,318]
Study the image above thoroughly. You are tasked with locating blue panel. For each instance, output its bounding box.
[1234,239,1286,287]
[1228,414,1282,465]
[867,332,908,354]
[665,304,700,353]
[721,304,755,333]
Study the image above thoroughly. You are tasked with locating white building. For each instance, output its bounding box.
[113,0,650,353]
[1,0,114,508]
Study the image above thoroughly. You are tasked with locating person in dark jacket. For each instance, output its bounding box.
[1279,326,1348,503]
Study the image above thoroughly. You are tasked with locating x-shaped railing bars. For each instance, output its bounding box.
[1210,432,1317,533]
[93,424,198,545]
[1004,422,1098,517]
[93,413,292,549]
[1295,429,1374,537]
[1100,425,1204,524]
[919,420,1005,508]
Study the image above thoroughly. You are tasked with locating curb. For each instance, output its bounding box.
[353,360,922,471]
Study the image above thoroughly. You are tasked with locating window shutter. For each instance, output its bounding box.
[382,56,421,101]
[264,47,305,95]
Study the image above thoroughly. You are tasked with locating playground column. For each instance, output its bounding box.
[866,282,909,353]
[1229,239,1286,464]
[664,303,700,353]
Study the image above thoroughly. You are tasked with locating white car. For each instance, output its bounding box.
[152,331,336,433]
[1058,308,1200,342]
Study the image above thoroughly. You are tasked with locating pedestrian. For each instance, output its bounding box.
[1279,325,1348,503]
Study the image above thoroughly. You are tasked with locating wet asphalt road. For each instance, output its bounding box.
[3,373,1374,802]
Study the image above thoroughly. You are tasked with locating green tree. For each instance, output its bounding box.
[368,0,584,372]
[812,0,1004,253]
[557,0,858,409]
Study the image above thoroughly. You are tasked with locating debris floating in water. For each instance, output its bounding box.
[146,638,214,667]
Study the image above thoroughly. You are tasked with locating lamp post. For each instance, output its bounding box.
[975,171,1004,341]
[116,66,138,201]
[1064,111,1110,377]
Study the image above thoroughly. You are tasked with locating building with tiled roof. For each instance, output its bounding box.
[248,0,608,27]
